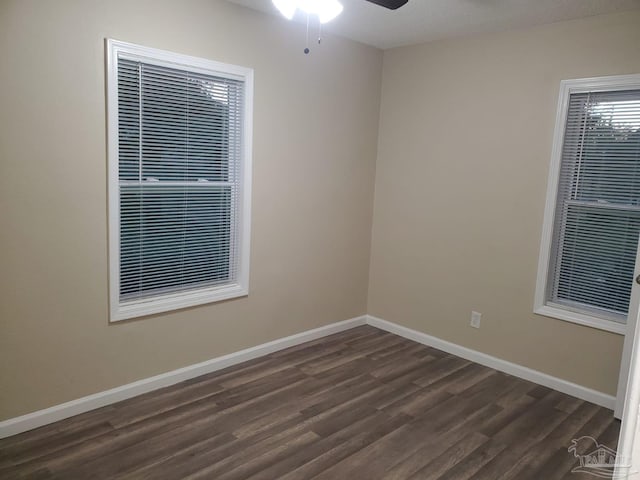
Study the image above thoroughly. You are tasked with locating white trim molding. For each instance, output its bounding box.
[614,293,640,478]
[0,314,616,439]
[534,74,640,335]
[106,39,254,322]
[535,305,626,336]
[366,315,616,410]
[0,316,366,439]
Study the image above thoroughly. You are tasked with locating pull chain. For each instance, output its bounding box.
[303,13,324,54]
[304,13,310,54]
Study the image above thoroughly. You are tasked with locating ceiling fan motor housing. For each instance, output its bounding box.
[365,0,409,10]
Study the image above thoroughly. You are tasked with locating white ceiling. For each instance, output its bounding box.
[225,0,640,49]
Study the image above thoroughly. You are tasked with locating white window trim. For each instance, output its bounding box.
[534,74,640,336]
[106,39,253,322]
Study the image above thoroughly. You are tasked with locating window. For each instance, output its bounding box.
[536,75,640,334]
[107,40,253,321]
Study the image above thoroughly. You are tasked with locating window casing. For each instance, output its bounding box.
[535,75,640,335]
[107,40,253,321]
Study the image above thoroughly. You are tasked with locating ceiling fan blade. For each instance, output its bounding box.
[364,0,409,9]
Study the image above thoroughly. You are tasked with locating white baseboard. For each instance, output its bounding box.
[1,313,615,439]
[0,315,367,439]
[366,315,616,410]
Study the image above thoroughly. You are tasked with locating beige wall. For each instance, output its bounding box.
[0,0,382,420]
[2,1,639,423]
[369,11,640,396]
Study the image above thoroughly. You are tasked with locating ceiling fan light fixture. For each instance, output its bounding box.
[272,0,344,24]
[272,0,296,19]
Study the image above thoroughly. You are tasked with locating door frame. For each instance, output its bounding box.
[614,242,640,478]
[616,243,640,419]
[614,303,640,477]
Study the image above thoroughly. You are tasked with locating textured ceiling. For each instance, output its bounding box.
[225,0,640,49]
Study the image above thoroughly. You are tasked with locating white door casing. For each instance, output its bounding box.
[616,239,640,420]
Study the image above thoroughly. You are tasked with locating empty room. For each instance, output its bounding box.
[2,0,640,478]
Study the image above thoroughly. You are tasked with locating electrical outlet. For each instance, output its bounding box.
[470,311,481,329]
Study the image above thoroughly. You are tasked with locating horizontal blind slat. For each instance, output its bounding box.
[117,55,244,302]
[548,88,640,319]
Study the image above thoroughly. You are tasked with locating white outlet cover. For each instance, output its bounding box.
[471,311,481,328]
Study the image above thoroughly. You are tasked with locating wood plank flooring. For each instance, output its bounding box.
[0,325,620,479]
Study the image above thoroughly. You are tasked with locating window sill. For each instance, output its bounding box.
[110,283,248,322]
[534,304,626,335]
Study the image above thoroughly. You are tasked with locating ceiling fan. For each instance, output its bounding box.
[272,0,409,53]
[366,0,408,9]
[272,0,409,24]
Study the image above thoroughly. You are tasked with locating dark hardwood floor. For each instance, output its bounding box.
[0,325,619,479]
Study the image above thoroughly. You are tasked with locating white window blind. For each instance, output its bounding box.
[543,83,640,328]
[107,40,253,321]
